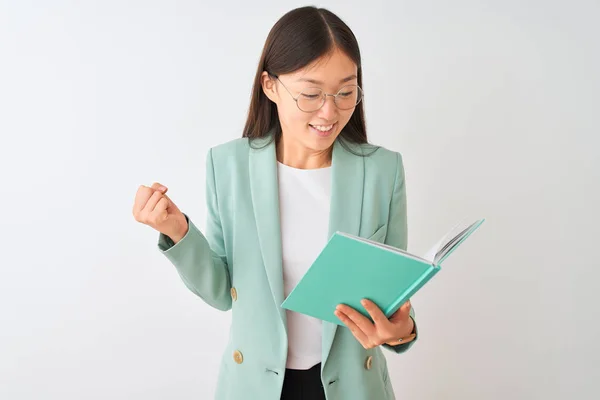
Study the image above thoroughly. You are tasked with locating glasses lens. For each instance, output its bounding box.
[335,85,362,110]
[297,88,324,112]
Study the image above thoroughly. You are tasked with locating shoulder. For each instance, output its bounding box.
[364,143,402,167]
[208,137,250,160]
[344,140,405,180]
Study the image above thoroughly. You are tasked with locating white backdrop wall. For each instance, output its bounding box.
[1,0,599,399]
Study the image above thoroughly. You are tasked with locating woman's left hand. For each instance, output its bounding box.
[334,299,414,349]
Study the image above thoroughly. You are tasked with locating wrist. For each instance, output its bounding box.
[385,316,415,346]
[169,222,189,244]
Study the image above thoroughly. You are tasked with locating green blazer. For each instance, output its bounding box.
[157,135,418,400]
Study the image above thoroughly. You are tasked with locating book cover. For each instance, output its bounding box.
[281,219,484,326]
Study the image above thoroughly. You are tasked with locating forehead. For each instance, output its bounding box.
[291,48,358,86]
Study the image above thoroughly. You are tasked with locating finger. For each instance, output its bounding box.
[157,193,181,218]
[149,197,169,223]
[337,304,376,337]
[133,185,155,216]
[141,190,164,214]
[361,299,390,327]
[150,182,168,194]
[133,183,167,216]
[148,182,177,211]
[335,310,371,348]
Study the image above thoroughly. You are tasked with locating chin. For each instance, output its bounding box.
[309,133,338,151]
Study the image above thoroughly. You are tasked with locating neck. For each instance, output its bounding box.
[276,136,332,169]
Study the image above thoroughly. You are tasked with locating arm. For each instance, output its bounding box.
[381,152,419,353]
[157,148,232,311]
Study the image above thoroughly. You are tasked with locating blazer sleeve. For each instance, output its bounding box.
[382,152,419,354]
[157,148,232,311]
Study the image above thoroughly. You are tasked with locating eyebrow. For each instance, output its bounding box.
[296,74,358,85]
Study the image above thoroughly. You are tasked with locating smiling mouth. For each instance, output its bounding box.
[309,122,337,136]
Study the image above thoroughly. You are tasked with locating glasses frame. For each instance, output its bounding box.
[269,72,363,113]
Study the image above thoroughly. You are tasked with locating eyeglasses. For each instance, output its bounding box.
[270,73,363,113]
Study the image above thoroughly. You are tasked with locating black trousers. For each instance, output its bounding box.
[280,363,326,400]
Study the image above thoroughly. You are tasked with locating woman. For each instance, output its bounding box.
[133,6,417,400]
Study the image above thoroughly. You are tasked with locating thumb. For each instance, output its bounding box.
[150,182,168,194]
[149,183,182,216]
[395,300,411,318]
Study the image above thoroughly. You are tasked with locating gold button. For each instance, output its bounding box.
[233,350,243,364]
[230,287,237,301]
[365,355,373,370]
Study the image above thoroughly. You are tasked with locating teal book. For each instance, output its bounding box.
[281,218,485,326]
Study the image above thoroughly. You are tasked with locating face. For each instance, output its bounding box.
[262,47,360,154]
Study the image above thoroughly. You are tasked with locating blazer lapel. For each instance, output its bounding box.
[248,137,287,329]
[322,139,365,368]
[248,135,365,367]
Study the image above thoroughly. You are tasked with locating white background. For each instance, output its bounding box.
[1,0,599,399]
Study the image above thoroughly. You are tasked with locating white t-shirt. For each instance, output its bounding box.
[277,161,331,370]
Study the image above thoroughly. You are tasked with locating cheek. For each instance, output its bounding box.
[338,110,354,128]
[279,105,311,128]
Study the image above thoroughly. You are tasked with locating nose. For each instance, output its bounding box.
[317,94,338,119]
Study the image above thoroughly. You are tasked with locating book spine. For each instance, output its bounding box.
[384,266,439,317]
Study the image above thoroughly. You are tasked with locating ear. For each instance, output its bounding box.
[261,71,279,104]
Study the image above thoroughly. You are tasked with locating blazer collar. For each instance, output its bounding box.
[248,134,365,367]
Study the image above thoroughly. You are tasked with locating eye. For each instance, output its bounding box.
[299,88,323,101]
[301,93,320,100]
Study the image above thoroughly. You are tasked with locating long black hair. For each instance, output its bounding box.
[242,6,370,151]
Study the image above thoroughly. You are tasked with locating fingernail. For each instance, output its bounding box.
[361,299,367,306]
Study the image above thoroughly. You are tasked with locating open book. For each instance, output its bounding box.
[349,218,486,266]
[281,218,485,325]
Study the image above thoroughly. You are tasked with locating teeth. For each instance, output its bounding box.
[311,124,334,132]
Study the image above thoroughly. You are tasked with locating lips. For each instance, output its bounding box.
[309,122,337,137]
[310,124,334,131]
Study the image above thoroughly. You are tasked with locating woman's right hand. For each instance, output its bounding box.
[133,182,189,243]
